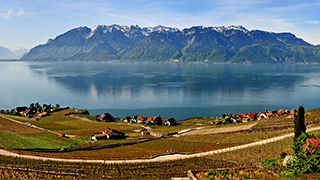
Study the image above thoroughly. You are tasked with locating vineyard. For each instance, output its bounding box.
[2,108,320,179]
[12,129,293,160]
[3,130,320,179]
[0,154,237,179]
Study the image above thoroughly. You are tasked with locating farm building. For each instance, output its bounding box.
[92,128,125,141]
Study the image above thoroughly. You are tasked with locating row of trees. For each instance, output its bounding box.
[1,103,62,116]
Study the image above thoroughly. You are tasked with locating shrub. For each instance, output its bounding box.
[282,155,295,169]
[293,133,320,174]
[262,157,281,166]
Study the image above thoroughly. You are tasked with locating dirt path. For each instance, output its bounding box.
[1,125,320,164]
[181,123,257,136]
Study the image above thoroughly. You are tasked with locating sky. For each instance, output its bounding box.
[0,0,320,50]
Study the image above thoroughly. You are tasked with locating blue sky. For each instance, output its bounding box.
[1,0,320,49]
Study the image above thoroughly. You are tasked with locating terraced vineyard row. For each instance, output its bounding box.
[0,155,236,179]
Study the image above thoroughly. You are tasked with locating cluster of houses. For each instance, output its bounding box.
[95,113,177,126]
[0,104,71,119]
[1,105,52,118]
[221,108,297,123]
[91,128,125,141]
[122,116,177,126]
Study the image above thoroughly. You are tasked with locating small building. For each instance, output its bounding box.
[257,113,267,120]
[137,116,147,124]
[91,134,108,141]
[21,108,37,117]
[144,117,155,125]
[14,106,28,114]
[290,109,297,118]
[134,128,150,135]
[163,118,177,126]
[98,113,114,122]
[37,112,48,118]
[102,128,125,139]
[92,128,125,141]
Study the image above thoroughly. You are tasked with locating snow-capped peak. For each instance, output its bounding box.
[85,24,249,39]
[212,25,248,33]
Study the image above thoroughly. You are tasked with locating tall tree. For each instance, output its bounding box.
[294,105,306,141]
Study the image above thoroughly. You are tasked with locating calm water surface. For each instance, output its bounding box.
[1,61,320,120]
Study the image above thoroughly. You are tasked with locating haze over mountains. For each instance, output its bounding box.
[21,24,320,63]
[0,46,28,60]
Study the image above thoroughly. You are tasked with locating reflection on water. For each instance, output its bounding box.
[1,61,320,119]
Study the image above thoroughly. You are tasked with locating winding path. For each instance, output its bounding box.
[1,126,320,164]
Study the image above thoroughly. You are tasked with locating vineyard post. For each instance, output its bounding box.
[231,170,233,180]
[27,162,30,179]
[215,161,217,171]
[245,162,248,176]
[264,166,266,179]
[165,167,167,179]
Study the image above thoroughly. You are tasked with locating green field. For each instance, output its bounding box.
[0,116,80,149]
[5,115,141,136]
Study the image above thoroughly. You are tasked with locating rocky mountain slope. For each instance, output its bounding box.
[21,24,320,63]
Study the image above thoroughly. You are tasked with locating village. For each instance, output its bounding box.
[0,103,297,143]
[0,103,75,119]
[96,112,177,126]
[217,108,297,124]
[0,103,178,142]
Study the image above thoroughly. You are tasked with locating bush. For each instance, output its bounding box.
[262,157,281,166]
[283,155,295,169]
[293,133,320,174]
[280,171,295,177]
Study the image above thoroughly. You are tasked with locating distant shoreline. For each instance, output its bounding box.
[0,59,22,62]
[2,59,320,65]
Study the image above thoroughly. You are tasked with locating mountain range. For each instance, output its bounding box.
[21,24,320,63]
[0,46,28,60]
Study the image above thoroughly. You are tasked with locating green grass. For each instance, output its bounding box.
[0,131,80,149]
[6,115,141,136]
[0,116,81,149]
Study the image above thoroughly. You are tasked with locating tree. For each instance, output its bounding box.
[30,103,35,108]
[35,102,40,109]
[294,105,306,142]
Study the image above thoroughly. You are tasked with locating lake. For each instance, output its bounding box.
[1,61,320,120]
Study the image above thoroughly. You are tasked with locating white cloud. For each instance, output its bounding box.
[17,8,24,17]
[2,9,13,19]
[1,8,25,19]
